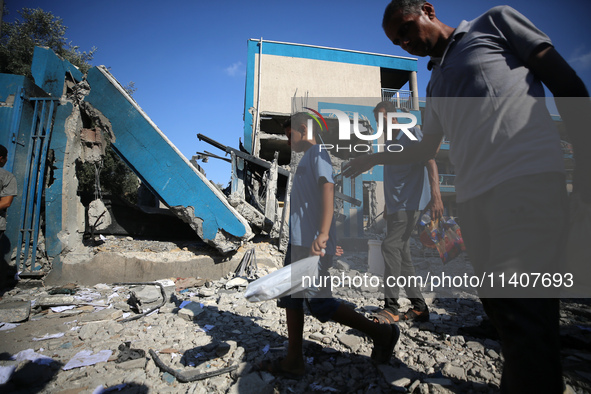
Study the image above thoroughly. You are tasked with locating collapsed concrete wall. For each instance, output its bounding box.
[0,47,264,285]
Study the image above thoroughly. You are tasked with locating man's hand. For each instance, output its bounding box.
[311,232,329,256]
[342,155,375,178]
[428,196,444,219]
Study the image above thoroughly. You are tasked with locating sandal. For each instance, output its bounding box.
[402,308,430,322]
[371,309,400,324]
[371,323,400,364]
[257,358,305,379]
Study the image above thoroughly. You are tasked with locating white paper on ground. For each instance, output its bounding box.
[13,349,54,365]
[63,350,113,370]
[0,365,16,384]
[0,322,19,331]
[32,332,65,341]
[50,305,76,313]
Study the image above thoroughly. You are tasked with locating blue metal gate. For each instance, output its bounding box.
[16,97,59,273]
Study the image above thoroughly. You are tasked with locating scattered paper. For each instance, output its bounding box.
[0,365,16,384]
[33,332,65,341]
[13,349,54,365]
[195,324,214,333]
[93,383,127,394]
[0,322,19,331]
[63,350,113,370]
[51,305,76,313]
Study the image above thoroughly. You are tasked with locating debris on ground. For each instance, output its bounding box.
[0,239,589,393]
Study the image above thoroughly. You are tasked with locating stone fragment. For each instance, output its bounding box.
[131,286,162,304]
[178,302,204,321]
[38,296,77,307]
[80,308,123,322]
[0,301,30,322]
[79,322,101,341]
[116,358,147,370]
[175,277,205,292]
[225,277,248,289]
[466,341,485,354]
[199,288,216,297]
[337,333,361,350]
[443,363,466,380]
[486,349,499,359]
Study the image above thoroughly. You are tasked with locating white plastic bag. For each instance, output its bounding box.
[244,255,319,302]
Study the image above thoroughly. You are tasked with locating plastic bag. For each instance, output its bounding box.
[563,194,591,297]
[419,216,466,264]
[244,255,320,302]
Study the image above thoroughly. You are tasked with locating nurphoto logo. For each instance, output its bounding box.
[303,108,417,154]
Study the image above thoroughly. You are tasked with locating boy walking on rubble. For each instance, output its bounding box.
[260,112,400,377]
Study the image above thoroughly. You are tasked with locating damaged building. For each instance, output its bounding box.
[0,47,259,284]
[0,41,573,285]
[235,39,440,243]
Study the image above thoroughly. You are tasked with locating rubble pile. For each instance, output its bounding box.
[0,242,589,393]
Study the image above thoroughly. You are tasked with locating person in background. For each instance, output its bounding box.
[371,101,443,325]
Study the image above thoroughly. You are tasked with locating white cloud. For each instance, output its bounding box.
[568,46,591,70]
[224,61,245,77]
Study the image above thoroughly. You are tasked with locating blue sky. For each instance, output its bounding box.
[5,0,591,184]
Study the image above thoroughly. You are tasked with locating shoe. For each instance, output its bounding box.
[402,308,430,322]
[371,308,400,324]
[371,323,400,364]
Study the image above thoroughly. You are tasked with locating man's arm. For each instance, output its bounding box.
[0,195,14,211]
[311,181,334,256]
[425,159,444,219]
[528,45,591,202]
[343,133,443,179]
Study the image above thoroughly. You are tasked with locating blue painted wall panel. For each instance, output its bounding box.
[31,47,83,97]
[84,67,250,241]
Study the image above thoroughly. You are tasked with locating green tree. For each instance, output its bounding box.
[0,7,95,77]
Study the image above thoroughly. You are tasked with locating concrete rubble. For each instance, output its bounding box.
[0,240,589,393]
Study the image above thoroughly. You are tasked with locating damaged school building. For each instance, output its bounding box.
[0,41,573,285]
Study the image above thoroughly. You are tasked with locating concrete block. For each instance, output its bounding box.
[80,308,123,322]
[0,301,31,322]
[178,302,203,321]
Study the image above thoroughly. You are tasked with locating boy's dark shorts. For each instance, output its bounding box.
[277,244,340,323]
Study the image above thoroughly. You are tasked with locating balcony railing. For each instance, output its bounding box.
[381,89,413,110]
[439,174,455,186]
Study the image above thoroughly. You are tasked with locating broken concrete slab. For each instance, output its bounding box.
[37,296,77,308]
[83,66,254,253]
[131,285,162,304]
[79,308,123,323]
[0,301,31,323]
